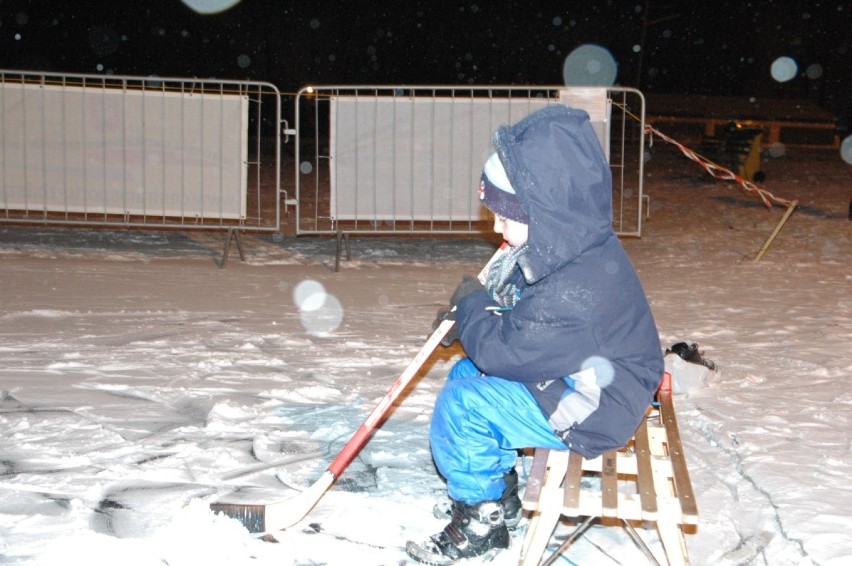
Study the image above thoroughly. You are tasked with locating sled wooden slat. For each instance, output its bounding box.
[601,450,618,517]
[518,372,697,566]
[561,450,583,513]
[522,447,551,505]
[633,413,659,519]
[659,391,698,523]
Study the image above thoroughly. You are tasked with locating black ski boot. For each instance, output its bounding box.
[500,468,522,528]
[432,469,523,529]
[407,499,510,565]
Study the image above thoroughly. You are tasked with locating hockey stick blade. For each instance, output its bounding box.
[210,471,335,532]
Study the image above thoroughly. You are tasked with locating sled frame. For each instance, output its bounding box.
[518,373,697,566]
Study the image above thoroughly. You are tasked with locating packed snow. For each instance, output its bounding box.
[1,145,850,565]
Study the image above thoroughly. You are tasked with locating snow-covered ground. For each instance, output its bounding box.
[1,145,850,565]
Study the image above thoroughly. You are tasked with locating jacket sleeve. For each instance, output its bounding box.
[454,278,601,383]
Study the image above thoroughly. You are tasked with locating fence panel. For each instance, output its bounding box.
[1,70,282,232]
[294,86,646,238]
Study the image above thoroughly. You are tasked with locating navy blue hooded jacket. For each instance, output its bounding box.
[454,105,664,458]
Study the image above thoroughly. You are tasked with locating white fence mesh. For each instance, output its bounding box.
[294,86,646,238]
[1,70,282,232]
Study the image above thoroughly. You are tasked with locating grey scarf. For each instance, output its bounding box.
[484,244,528,308]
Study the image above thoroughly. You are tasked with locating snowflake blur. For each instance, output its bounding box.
[292,279,343,336]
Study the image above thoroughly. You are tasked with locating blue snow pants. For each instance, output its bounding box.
[430,357,567,505]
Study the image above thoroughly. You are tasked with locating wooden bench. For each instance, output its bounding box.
[518,372,698,566]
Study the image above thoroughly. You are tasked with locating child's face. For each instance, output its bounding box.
[492,214,529,248]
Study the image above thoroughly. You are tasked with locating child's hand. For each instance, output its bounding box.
[432,307,459,347]
[430,276,483,347]
[449,276,484,306]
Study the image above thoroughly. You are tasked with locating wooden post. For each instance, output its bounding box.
[754,201,798,262]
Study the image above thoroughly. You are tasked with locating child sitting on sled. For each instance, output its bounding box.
[407,105,664,565]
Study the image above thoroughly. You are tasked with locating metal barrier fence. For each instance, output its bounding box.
[1,70,282,233]
[293,86,646,239]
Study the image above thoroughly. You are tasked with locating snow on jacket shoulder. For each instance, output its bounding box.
[455,105,664,458]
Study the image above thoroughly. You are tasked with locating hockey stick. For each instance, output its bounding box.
[210,243,507,532]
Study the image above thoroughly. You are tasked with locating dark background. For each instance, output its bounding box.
[1,1,850,120]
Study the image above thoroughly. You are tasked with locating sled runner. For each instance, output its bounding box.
[518,372,698,566]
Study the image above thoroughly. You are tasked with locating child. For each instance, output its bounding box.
[406,105,664,564]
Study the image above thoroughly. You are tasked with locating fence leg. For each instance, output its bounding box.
[334,231,351,272]
[220,228,246,268]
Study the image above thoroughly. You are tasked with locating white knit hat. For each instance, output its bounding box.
[478,153,529,223]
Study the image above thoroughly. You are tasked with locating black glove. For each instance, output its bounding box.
[449,275,484,307]
[432,306,459,347]
[430,276,482,347]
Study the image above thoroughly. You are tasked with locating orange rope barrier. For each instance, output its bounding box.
[645,124,798,209]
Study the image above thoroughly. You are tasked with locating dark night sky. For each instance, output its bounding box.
[1,1,850,117]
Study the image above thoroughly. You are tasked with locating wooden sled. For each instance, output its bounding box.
[518,372,698,565]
